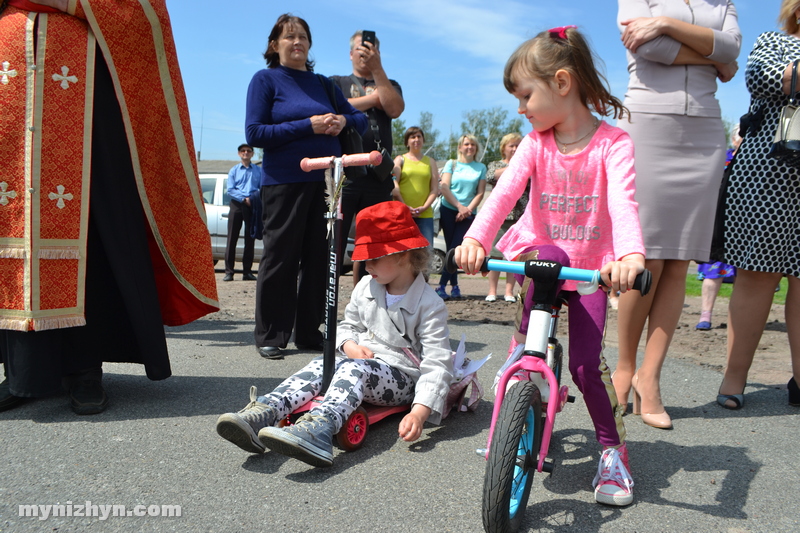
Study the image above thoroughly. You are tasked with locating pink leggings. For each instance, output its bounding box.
[515,245,625,448]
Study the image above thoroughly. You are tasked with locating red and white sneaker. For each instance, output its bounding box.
[593,443,634,506]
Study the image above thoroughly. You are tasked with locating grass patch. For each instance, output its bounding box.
[685,273,787,305]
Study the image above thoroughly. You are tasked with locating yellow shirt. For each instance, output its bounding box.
[398,155,433,218]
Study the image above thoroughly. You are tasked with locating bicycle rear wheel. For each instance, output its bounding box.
[482,381,543,533]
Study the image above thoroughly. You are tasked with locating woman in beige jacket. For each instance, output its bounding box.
[613,0,741,429]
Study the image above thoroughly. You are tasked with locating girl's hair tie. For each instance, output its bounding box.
[548,25,577,40]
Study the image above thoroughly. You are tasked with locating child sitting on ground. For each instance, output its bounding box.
[216,201,454,467]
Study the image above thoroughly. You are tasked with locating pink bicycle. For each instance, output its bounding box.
[445,252,650,532]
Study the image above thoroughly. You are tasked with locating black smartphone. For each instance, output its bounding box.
[362,30,376,47]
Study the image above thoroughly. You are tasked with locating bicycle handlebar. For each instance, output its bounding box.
[300,151,383,172]
[444,249,651,295]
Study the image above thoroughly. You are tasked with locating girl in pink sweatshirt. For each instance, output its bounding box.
[455,26,645,507]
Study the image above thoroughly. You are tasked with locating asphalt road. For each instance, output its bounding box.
[2,316,798,532]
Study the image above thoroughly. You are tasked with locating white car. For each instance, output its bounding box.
[200,174,263,265]
[199,173,354,271]
[429,233,447,275]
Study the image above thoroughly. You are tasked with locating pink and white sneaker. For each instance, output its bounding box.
[508,335,521,356]
[593,443,634,506]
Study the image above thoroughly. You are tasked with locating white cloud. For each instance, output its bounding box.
[374,0,548,65]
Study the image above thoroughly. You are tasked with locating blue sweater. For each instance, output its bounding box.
[245,65,368,186]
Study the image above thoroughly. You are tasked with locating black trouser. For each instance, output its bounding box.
[337,179,392,281]
[224,199,255,275]
[254,181,327,348]
[0,50,168,397]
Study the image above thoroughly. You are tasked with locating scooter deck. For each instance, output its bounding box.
[290,396,410,425]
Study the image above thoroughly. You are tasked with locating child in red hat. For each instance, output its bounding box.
[216,201,454,467]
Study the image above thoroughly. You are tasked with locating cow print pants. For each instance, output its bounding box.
[257,356,415,433]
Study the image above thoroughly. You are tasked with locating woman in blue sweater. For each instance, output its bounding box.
[245,14,368,359]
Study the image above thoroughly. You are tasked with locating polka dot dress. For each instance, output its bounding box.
[724,31,800,277]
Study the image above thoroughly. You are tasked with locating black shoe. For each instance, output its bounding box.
[68,378,109,415]
[0,379,27,412]
[295,341,324,352]
[222,273,234,282]
[789,377,800,406]
[257,346,283,360]
[242,272,257,281]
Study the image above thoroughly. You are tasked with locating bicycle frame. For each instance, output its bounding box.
[489,354,569,473]
[475,256,649,473]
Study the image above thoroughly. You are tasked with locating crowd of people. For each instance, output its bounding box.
[3,0,799,513]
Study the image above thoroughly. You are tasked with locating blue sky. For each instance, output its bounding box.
[167,0,774,161]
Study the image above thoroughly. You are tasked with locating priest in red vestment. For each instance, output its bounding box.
[0,0,219,414]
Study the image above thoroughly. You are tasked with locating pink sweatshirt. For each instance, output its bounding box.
[465,121,645,290]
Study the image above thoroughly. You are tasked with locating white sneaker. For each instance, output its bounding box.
[504,295,516,302]
[485,295,497,302]
[593,445,634,506]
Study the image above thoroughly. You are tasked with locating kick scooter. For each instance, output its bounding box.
[292,151,411,450]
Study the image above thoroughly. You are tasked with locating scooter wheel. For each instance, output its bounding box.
[336,406,369,451]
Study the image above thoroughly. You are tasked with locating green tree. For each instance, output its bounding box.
[417,111,445,159]
[458,106,524,163]
[722,116,739,148]
[391,112,450,161]
[391,107,524,163]
[391,118,406,157]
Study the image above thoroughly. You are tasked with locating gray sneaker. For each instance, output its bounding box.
[216,386,278,454]
[258,412,334,467]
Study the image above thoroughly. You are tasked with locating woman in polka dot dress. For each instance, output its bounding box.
[718,0,800,409]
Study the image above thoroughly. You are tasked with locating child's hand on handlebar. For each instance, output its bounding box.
[454,238,486,276]
[600,253,645,294]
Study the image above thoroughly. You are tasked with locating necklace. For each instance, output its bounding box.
[554,119,599,154]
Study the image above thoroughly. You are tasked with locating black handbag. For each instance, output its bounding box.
[369,147,394,182]
[708,153,735,263]
[317,75,366,178]
[709,113,751,263]
[768,59,800,166]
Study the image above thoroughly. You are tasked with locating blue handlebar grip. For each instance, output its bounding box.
[444,249,651,295]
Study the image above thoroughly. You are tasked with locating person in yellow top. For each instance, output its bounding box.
[391,127,440,247]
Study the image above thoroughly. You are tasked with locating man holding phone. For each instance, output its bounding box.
[332,30,405,286]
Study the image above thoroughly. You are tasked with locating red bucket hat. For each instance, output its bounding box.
[352,201,430,261]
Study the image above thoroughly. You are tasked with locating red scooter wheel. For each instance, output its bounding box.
[336,406,369,451]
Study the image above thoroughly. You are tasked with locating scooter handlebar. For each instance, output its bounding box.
[444,249,651,295]
[300,150,382,172]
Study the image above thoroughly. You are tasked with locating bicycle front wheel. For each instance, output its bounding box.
[482,381,543,533]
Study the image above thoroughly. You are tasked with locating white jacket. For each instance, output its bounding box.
[337,273,454,424]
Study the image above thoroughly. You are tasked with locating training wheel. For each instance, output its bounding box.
[336,406,369,451]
